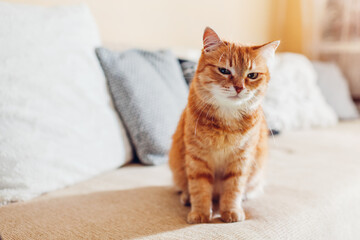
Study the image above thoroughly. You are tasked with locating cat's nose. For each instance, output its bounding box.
[234,86,243,94]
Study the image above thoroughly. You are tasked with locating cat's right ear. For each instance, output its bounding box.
[203,27,221,52]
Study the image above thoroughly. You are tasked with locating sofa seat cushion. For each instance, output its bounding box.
[1,120,360,240]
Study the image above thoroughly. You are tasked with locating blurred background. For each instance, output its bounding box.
[8,0,360,102]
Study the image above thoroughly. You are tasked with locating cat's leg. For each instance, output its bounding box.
[245,170,264,200]
[219,159,252,223]
[180,190,190,206]
[172,161,189,206]
[186,153,214,224]
[245,119,268,200]
[170,158,189,205]
[245,127,267,200]
[169,111,189,205]
[170,153,189,206]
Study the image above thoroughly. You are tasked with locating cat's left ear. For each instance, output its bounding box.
[255,40,280,62]
[203,27,222,52]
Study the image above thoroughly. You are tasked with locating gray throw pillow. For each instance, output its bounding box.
[312,61,359,120]
[96,48,188,165]
[178,59,197,85]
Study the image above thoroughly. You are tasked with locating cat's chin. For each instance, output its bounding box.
[213,94,250,108]
[228,95,242,100]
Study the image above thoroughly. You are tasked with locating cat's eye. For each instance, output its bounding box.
[218,68,231,75]
[247,72,259,79]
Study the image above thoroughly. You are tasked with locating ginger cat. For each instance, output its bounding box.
[169,27,279,224]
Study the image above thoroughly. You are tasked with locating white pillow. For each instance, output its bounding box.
[0,2,132,204]
[312,61,359,120]
[263,53,338,130]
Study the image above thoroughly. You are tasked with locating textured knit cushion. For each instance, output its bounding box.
[312,61,359,120]
[178,59,197,85]
[0,2,132,205]
[96,48,188,165]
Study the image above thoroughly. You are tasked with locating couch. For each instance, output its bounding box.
[1,120,360,240]
[1,1,360,239]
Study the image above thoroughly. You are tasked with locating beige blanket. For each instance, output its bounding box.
[1,121,360,239]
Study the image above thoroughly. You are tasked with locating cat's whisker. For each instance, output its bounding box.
[218,51,226,63]
[268,128,277,146]
[204,97,216,121]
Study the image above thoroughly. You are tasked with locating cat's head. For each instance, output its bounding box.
[194,27,279,110]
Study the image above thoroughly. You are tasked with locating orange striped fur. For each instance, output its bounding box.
[169,27,279,224]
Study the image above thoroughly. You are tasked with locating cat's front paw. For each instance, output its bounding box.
[187,211,211,224]
[221,208,245,223]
